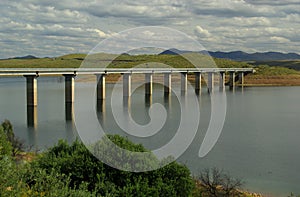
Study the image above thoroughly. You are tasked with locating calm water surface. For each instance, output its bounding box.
[0,76,300,197]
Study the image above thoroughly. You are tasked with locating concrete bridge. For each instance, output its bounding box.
[0,68,254,126]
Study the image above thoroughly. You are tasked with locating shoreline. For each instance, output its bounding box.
[76,74,300,87]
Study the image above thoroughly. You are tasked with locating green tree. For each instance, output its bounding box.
[33,135,195,196]
[0,126,12,159]
[1,120,25,156]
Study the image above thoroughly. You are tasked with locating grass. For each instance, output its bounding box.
[253,64,299,75]
[250,60,300,71]
[0,58,81,68]
[0,53,251,69]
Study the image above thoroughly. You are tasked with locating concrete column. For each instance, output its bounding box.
[164,73,171,95]
[24,75,38,106]
[229,72,236,89]
[97,99,106,113]
[123,96,131,109]
[64,74,76,103]
[97,99,106,127]
[181,72,187,94]
[219,72,225,89]
[208,72,214,92]
[195,72,201,94]
[27,106,37,128]
[145,95,152,108]
[145,73,153,95]
[96,74,106,100]
[238,72,244,86]
[65,103,74,121]
[123,73,131,97]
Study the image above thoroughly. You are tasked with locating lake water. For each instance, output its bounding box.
[0,76,300,197]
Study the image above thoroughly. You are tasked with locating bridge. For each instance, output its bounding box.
[0,68,254,126]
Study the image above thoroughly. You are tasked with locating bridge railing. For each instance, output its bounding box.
[0,68,255,76]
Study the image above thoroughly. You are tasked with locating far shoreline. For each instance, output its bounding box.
[76,73,300,87]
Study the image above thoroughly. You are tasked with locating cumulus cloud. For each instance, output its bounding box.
[87,29,115,38]
[194,25,211,38]
[0,0,299,58]
[270,36,290,43]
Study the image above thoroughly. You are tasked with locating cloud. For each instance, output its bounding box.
[270,36,290,43]
[232,17,271,26]
[0,0,299,58]
[194,26,211,38]
[245,0,300,6]
[87,29,113,38]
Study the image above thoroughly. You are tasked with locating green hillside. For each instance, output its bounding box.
[250,60,300,71]
[1,53,299,78]
[0,53,250,69]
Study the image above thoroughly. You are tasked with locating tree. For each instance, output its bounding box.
[1,120,25,156]
[33,135,195,196]
[197,167,243,197]
[0,126,12,159]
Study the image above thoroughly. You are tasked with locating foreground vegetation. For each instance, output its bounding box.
[0,120,267,196]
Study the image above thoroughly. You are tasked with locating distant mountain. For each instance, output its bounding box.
[159,49,300,61]
[159,48,193,55]
[127,47,165,55]
[209,51,300,61]
[11,55,38,59]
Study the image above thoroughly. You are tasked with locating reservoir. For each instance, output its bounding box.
[0,76,300,197]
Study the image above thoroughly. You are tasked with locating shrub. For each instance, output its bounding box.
[1,120,26,156]
[21,167,95,197]
[197,167,243,197]
[33,135,195,196]
[0,126,12,159]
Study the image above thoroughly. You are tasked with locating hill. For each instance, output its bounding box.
[0,53,250,69]
[249,60,300,71]
[1,53,300,86]
[9,55,38,60]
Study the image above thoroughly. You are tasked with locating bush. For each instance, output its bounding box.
[0,126,12,159]
[33,135,195,196]
[1,120,26,156]
[21,167,95,197]
[197,167,243,197]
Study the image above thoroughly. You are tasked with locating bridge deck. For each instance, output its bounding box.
[0,68,255,76]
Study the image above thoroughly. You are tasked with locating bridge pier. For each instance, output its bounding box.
[145,73,153,95]
[65,103,74,121]
[64,74,76,103]
[96,74,106,100]
[24,75,38,106]
[219,72,225,90]
[238,72,244,86]
[195,72,201,95]
[27,106,38,127]
[164,73,172,95]
[229,72,235,89]
[24,75,38,127]
[181,72,187,94]
[123,73,131,97]
[207,72,214,92]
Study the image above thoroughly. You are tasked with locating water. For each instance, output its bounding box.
[0,76,300,196]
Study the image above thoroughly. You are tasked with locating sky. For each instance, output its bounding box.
[0,0,299,58]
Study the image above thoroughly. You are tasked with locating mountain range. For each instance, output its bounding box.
[5,50,300,62]
[160,49,300,61]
